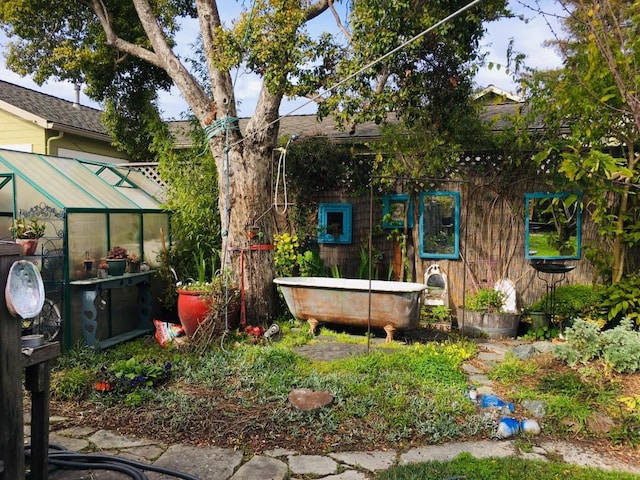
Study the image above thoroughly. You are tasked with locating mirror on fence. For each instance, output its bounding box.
[525,192,582,260]
[419,191,460,259]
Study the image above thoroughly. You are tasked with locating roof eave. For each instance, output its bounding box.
[47,122,111,142]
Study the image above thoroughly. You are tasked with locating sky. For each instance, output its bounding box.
[0,1,563,120]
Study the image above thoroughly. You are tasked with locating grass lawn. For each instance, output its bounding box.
[49,322,640,467]
[376,453,640,479]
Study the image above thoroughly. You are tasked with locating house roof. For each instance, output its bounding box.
[168,102,523,148]
[0,79,525,148]
[473,84,524,103]
[0,80,110,142]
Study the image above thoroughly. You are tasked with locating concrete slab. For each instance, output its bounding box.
[49,432,90,452]
[329,450,397,472]
[400,440,517,465]
[316,471,368,480]
[264,447,297,457]
[288,454,338,476]
[55,426,99,438]
[147,444,243,480]
[88,430,157,450]
[230,455,288,480]
[539,441,640,474]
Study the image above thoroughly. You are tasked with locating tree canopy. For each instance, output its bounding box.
[0,0,508,319]
[519,0,640,283]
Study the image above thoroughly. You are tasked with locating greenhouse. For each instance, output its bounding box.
[0,149,170,349]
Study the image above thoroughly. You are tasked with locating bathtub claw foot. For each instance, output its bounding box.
[308,318,320,336]
[383,325,396,343]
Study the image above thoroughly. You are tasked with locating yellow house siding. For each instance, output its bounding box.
[48,132,129,161]
[0,109,46,152]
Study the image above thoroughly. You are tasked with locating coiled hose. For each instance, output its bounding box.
[26,444,201,480]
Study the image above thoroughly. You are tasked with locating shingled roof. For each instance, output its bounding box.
[1,79,524,148]
[0,80,110,141]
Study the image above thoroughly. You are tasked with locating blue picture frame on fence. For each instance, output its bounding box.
[382,194,414,229]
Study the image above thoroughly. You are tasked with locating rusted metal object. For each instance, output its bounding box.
[274,277,426,342]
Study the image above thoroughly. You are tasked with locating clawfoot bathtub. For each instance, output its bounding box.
[274,277,426,342]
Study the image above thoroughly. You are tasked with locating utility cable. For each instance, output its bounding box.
[274,136,295,214]
[227,0,484,150]
[26,444,200,480]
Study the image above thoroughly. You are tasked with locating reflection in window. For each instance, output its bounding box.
[382,194,414,229]
[525,192,581,260]
[318,203,352,244]
[419,191,460,259]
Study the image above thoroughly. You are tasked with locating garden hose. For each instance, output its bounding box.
[25,444,201,480]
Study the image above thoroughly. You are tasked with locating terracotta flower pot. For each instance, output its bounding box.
[16,238,39,256]
[176,289,210,337]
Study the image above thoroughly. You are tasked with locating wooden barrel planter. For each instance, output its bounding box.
[457,309,520,338]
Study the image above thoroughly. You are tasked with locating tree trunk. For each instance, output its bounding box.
[207,84,282,323]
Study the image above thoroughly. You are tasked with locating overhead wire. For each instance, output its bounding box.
[212,0,483,344]
[227,0,485,150]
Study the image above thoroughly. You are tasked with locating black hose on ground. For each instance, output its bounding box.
[25,444,201,480]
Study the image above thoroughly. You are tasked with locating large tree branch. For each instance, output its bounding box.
[89,0,160,67]
[304,0,330,22]
[328,0,352,43]
[133,0,212,122]
[89,0,212,122]
[195,0,238,123]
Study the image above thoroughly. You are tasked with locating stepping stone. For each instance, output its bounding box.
[288,388,334,411]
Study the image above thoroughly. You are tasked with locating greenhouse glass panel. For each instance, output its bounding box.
[44,156,142,209]
[81,163,165,203]
[67,212,108,281]
[0,151,103,208]
[109,212,142,256]
[143,213,170,266]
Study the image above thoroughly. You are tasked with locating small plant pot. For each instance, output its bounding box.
[128,261,141,273]
[106,259,126,276]
[16,238,39,256]
[529,311,550,330]
[97,268,109,279]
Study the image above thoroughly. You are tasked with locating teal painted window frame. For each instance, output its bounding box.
[382,193,414,229]
[318,203,352,244]
[525,191,582,260]
[419,191,460,259]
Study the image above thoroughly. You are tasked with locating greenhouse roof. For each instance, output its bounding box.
[0,149,165,211]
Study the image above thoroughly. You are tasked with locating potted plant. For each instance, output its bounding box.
[176,253,240,337]
[83,251,94,272]
[10,216,46,255]
[106,245,128,276]
[127,253,141,273]
[97,260,109,279]
[458,287,520,338]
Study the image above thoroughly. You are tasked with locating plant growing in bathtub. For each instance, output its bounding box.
[464,287,505,313]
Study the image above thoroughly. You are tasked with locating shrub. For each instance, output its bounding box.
[464,287,504,313]
[53,367,91,401]
[553,317,640,373]
[600,318,640,373]
[553,319,602,366]
[528,284,604,326]
[600,274,640,327]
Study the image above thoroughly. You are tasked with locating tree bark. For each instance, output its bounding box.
[89,0,333,321]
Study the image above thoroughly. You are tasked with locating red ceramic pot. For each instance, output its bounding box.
[16,238,39,256]
[176,289,209,337]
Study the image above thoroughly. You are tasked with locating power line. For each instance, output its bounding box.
[227,0,484,148]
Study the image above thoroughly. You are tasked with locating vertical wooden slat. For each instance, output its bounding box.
[0,243,26,480]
